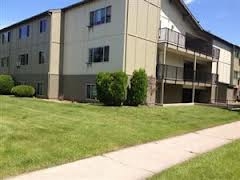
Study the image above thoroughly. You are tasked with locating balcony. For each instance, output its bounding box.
[159,28,220,60]
[156,64,218,85]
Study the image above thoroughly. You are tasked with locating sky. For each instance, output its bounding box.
[0,0,239,45]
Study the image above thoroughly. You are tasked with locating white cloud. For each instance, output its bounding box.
[184,0,195,5]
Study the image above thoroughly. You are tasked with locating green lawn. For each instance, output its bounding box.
[150,140,240,180]
[0,96,239,178]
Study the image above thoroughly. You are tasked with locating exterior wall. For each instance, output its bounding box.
[63,0,126,76]
[160,0,201,38]
[212,40,232,84]
[125,0,160,77]
[160,51,184,67]
[62,75,96,102]
[125,0,160,104]
[216,83,228,103]
[232,57,240,86]
[48,11,62,99]
[0,14,52,97]
[164,84,183,103]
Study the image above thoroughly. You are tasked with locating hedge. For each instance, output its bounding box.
[126,69,148,106]
[11,85,35,97]
[96,72,128,106]
[0,75,15,95]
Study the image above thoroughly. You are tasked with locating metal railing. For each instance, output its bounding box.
[159,28,220,60]
[157,64,218,85]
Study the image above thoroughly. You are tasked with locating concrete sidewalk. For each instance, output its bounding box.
[8,121,240,180]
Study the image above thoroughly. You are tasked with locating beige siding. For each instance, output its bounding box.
[125,0,160,77]
[160,0,198,36]
[0,16,51,75]
[63,0,126,75]
[212,40,232,84]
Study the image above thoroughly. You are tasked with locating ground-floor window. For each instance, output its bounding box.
[86,84,97,100]
[36,82,44,96]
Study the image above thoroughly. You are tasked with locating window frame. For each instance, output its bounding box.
[40,19,47,33]
[36,82,44,96]
[19,25,30,39]
[19,54,29,66]
[1,31,11,44]
[86,84,97,100]
[39,51,45,64]
[88,46,110,63]
[1,57,9,67]
[89,6,112,27]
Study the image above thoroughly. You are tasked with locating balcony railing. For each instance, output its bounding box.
[157,64,218,85]
[159,28,220,60]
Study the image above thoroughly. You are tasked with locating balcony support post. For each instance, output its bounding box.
[192,54,197,103]
[160,43,167,105]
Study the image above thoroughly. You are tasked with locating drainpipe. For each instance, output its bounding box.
[192,54,197,103]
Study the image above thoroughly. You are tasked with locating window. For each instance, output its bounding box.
[36,82,44,95]
[39,51,45,64]
[86,84,97,100]
[1,57,9,67]
[40,19,47,33]
[234,71,240,79]
[90,6,112,26]
[1,31,11,44]
[89,46,110,63]
[235,49,240,59]
[19,25,30,39]
[19,54,28,65]
[1,59,4,67]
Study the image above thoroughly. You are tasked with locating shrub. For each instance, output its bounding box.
[110,72,128,106]
[96,72,113,105]
[11,85,35,97]
[0,75,15,95]
[96,72,128,106]
[127,69,148,106]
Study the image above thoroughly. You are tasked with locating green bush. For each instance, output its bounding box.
[126,69,148,106]
[96,72,128,106]
[0,75,15,95]
[96,72,113,105]
[11,85,35,97]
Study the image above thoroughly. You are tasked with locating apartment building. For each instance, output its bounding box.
[0,0,239,105]
[0,10,61,99]
[230,45,240,101]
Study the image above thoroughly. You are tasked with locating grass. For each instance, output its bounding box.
[0,96,239,178]
[150,140,240,180]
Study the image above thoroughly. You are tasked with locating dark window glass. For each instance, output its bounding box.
[1,59,4,67]
[89,49,94,63]
[106,6,111,23]
[1,34,5,44]
[19,54,28,65]
[6,57,9,67]
[86,84,97,99]
[104,46,110,62]
[94,47,104,62]
[89,46,110,63]
[40,20,47,33]
[90,6,112,26]
[36,82,44,95]
[39,51,45,64]
[7,32,11,42]
[1,32,11,44]
[1,57,9,67]
[90,11,94,26]
[19,25,30,39]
